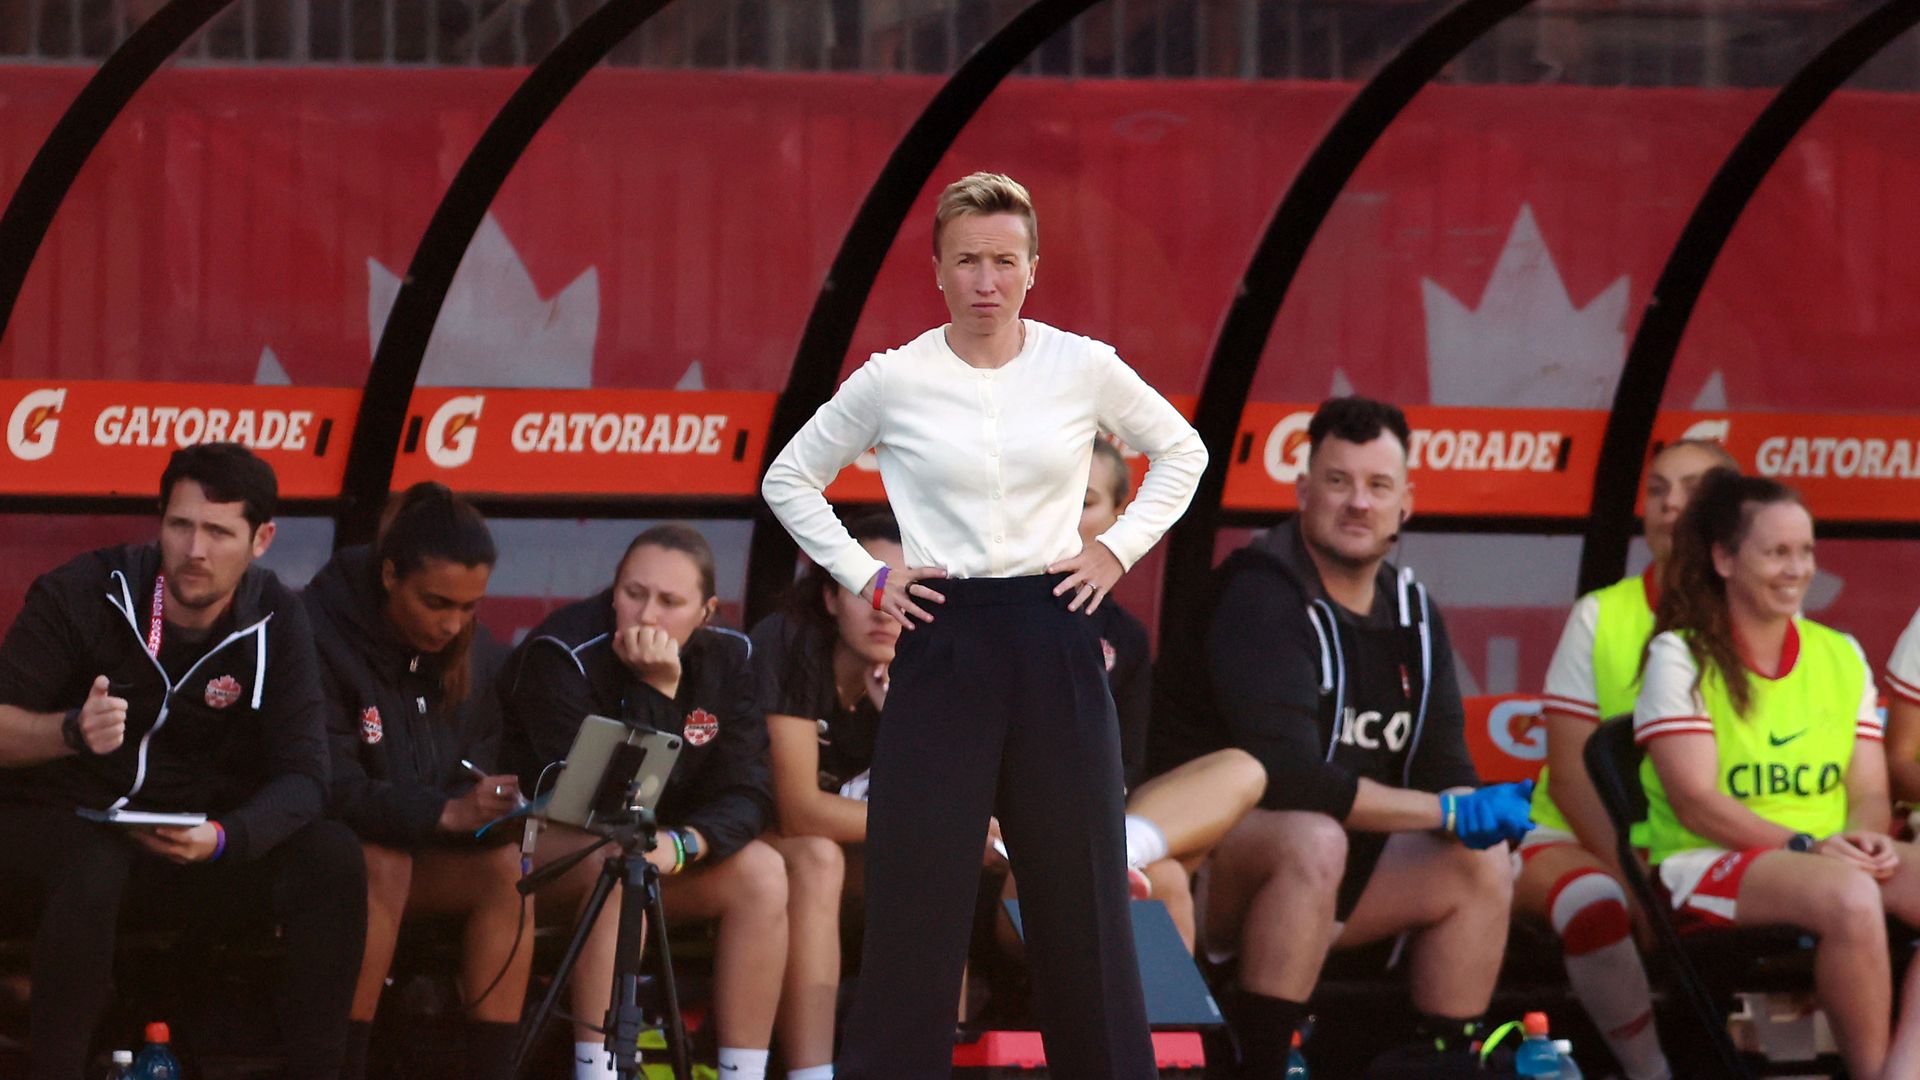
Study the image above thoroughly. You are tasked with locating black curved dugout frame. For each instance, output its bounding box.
[0,1,240,516]
[333,0,676,546]
[0,0,237,343]
[1156,0,1537,646]
[741,0,1104,625]
[1576,0,1920,593]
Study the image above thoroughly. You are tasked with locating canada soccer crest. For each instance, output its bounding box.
[359,706,384,745]
[204,675,242,709]
[683,708,719,746]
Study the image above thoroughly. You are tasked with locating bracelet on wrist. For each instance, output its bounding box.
[870,566,891,611]
[1440,793,1456,834]
[210,821,227,861]
[681,828,702,863]
[667,829,687,874]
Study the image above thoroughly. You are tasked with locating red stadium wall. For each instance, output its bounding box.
[4,67,1920,695]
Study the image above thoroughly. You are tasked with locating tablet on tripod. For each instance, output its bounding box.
[544,715,683,831]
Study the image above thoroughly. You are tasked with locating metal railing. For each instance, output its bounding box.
[0,0,1910,90]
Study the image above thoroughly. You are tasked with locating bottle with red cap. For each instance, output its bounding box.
[1514,1012,1562,1078]
[1284,1029,1310,1078]
[130,1022,181,1080]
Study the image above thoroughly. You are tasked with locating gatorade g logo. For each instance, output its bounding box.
[1262,410,1315,484]
[1487,698,1547,761]
[425,394,485,468]
[1337,708,1412,752]
[1725,760,1842,799]
[7,388,65,461]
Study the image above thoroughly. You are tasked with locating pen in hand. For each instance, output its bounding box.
[460,758,528,809]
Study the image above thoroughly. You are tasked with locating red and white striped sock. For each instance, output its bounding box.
[1550,869,1671,1080]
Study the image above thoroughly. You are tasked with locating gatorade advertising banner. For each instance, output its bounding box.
[1221,404,1610,517]
[0,380,357,497]
[388,387,774,497]
[1652,412,1920,521]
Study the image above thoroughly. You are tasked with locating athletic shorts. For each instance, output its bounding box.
[1510,827,1580,877]
[1654,847,1769,932]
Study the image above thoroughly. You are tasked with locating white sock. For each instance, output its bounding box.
[788,1066,834,1080]
[573,1041,613,1079]
[1551,871,1671,1080]
[1123,814,1168,869]
[717,1047,770,1079]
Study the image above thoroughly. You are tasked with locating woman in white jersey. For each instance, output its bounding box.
[1637,468,1920,1079]
[762,172,1206,1079]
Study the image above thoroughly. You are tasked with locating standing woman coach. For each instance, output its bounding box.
[762,172,1206,1079]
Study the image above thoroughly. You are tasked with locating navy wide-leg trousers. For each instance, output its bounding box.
[838,574,1155,1079]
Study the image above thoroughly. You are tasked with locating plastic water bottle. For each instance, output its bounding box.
[1514,1012,1562,1078]
[102,1050,134,1080]
[1552,1038,1584,1080]
[131,1023,181,1080]
[1285,1029,1310,1078]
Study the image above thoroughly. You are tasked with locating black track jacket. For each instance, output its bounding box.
[0,543,328,861]
[501,591,771,862]
[306,545,507,848]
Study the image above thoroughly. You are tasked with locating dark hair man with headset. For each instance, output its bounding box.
[1151,396,1535,1077]
[0,442,366,1080]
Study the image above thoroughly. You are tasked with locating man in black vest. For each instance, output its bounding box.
[0,443,365,1080]
[1153,397,1534,1076]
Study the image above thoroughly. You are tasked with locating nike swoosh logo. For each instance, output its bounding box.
[1769,730,1807,747]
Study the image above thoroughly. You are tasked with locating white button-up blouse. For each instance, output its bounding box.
[762,320,1208,596]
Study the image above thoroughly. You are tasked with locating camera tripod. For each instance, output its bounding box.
[512,806,692,1080]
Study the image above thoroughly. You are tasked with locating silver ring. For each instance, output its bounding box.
[493,785,505,796]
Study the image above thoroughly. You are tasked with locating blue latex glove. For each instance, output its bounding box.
[1444,780,1535,850]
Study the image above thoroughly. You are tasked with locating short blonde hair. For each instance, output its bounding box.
[932,172,1038,259]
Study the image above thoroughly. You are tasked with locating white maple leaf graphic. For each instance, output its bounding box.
[1422,204,1629,408]
[367,212,598,388]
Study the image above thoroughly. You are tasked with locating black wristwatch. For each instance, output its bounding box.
[681,828,702,863]
[1786,832,1817,853]
[59,708,90,755]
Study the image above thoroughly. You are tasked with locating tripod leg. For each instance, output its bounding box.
[516,855,621,1076]
[609,854,654,1080]
[640,861,693,1080]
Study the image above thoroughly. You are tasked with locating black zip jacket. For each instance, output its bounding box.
[306,545,507,848]
[0,543,328,861]
[1150,518,1479,820]
[501,591,771,863]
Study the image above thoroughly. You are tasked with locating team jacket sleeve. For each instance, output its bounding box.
[1204,565,1360,818]
[319,659,446,850]
[0,570,86,714]
[1092,347,1207,571]
[1407,602,1482,793]
[223,599,330,861]
[502,640,600,791]
[1542,594,1602,720]
[761,359,888,596]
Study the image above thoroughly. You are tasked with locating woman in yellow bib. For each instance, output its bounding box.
[1637,468,1920,1079]
[1516,439,1731,1080]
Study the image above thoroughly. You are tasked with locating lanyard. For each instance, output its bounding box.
[146,573,166,658]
